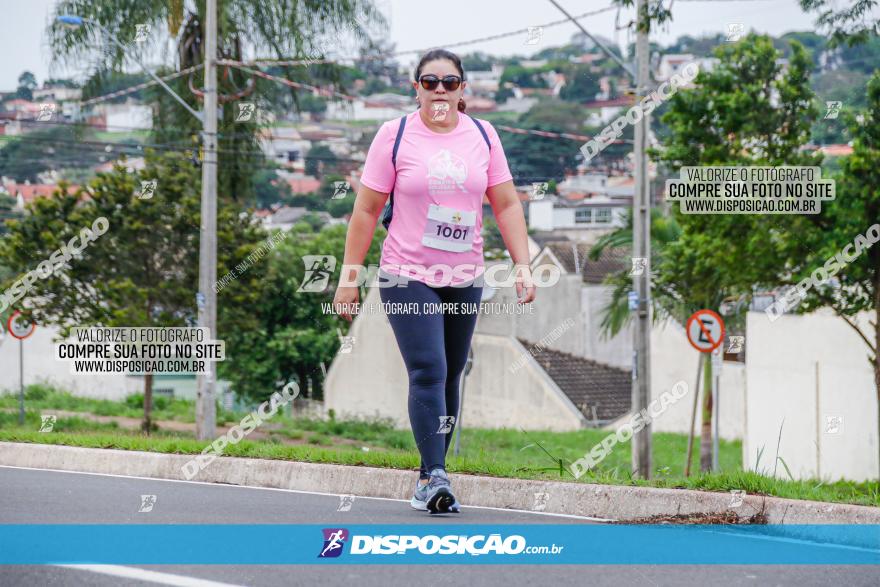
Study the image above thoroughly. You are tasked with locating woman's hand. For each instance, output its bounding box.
[333,286,360,322]
[514,264,536,304]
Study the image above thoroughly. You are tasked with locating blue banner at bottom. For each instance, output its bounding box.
[0,525,878,564]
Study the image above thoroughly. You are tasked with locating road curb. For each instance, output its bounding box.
[2,441,878,542]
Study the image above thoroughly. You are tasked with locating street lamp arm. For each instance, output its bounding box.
[545,0,636,82]
[57,15,203,122]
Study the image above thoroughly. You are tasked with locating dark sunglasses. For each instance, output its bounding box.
[418,74,463,91]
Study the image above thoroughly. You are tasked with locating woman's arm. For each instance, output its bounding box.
[486,179,536,303]
[333,184,389,321]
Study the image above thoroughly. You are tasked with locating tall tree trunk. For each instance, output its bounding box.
[142,371,153,435]
[700,354,713,472]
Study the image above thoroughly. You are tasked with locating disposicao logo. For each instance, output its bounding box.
[318,528,349,558]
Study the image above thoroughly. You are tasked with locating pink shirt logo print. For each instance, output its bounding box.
[426,149,468,192]
[359,111,513,287]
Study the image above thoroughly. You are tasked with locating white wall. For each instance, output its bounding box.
[582,284,633,369]
[475,269,585,355]
[103,103,153,130]
[325,101,410,121]
[745,308,878,482]
[0,325,135,400]
[648,318,745,441]
[527,200,554,230]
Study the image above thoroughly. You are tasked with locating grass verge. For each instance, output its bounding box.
[1,409,877,508]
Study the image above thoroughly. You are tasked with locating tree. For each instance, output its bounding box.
[0,150,266,432]
[305,144,338,179]
[16,71,37,101]
[0,125,127,182]
[799,0,880,46]
[499,65,548,89]
[460,52,493,71]
[48,0,384,205]
[589,208,683,336]
[43,78,81,89]
[558,64,601,103]
[81,70,149,103]
[482,217,507,260]
[596,34,819,472]
[0,193,21,237]
[220,222,384,403]
[502,100,587,184]
[253,169,292,209]
[658,35,819,471]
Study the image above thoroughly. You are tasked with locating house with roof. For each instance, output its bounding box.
[465,65,505,96]
[527,191,630,242]
[1,180,80,211]
[87,100,153,131]
[262,205,341,231]
[324,93,412,121]
[258,127,312,171]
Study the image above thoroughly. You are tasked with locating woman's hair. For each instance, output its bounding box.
[414,49,467,113]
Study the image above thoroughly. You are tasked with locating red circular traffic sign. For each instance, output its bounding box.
[7,311,36,340]
[686,309,725,353]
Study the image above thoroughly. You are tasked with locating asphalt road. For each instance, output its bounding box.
[1,465,878,587]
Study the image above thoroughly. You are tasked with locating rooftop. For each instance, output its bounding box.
[517,339,631,423]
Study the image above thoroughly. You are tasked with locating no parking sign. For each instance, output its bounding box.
[7,311,36,427]
[685,309,725,353]
[7,311,36,340]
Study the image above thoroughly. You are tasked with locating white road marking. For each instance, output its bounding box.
[54,564,247,586]
[0,464,611,521]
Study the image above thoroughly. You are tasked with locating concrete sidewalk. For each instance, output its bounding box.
[2,441,878,530]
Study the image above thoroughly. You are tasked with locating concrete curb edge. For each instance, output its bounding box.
[1,441,878,549]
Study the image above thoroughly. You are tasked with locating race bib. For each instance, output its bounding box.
[421,204,476,253]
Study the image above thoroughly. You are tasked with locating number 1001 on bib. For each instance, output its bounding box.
[421,204,477,253]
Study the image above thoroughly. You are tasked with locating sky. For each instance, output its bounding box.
[1,0,830,91]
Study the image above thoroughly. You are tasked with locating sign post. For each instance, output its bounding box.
[8,311,36,426]
[686,309,725,472]
[711,346,723,471]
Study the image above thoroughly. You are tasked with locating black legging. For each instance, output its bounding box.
[378,269,483,477]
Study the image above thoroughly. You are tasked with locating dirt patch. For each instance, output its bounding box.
[613,511,769,525]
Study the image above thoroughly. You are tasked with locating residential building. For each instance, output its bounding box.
[324,93,412,121]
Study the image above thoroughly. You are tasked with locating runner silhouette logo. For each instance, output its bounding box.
[318,528,349,558]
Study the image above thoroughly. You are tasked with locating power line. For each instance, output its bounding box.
[78,64,204,106]
[72,5,616,106]
[225,6,619,68]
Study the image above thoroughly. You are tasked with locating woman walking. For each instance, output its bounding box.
[333,49,535,514]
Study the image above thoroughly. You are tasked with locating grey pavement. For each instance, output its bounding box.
[0,466,878,587]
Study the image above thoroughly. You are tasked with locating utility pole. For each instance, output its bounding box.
[196,0,218,440]
[547,0,653,478]
[632,0,653,479]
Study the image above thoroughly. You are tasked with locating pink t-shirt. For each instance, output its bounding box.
[359,110,513,287]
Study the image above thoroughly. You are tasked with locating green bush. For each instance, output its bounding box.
[24,383,54,401]
[125,393,144,410]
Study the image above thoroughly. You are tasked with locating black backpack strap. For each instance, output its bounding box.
[391,115,407,168]
[382,115,407,229]
[388,115,407,206]
[470,116,491,150]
